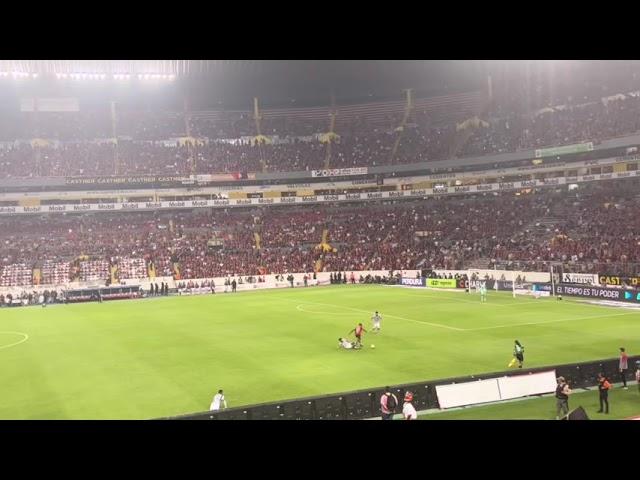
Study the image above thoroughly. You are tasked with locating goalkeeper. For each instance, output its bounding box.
[480,282,487,303]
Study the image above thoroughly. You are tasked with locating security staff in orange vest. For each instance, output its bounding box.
[596,373,612,414]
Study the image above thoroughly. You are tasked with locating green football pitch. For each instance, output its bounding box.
[1,285,639,419]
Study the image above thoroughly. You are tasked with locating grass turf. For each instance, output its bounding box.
[0,285,639,419]
[420,386,640,420]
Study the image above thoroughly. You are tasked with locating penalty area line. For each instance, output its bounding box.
[291,299,464,331]
[295,304,353,316]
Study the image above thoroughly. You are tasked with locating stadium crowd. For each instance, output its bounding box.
[1,91,640,177]
[2,179,640,288]
[461,94,640,157]
[490,179,640,274]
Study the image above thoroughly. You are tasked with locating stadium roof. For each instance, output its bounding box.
[2,60,640,110]
[184,60,488,108]
[0,60,487,109]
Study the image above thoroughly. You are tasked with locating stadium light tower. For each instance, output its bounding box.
[110,101,119,175]
[1,60,185,81]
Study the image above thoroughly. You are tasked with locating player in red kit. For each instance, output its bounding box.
[348,323,367,348]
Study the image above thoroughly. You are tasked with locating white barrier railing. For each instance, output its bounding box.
[0,270,421,296]
[435,370,558,409]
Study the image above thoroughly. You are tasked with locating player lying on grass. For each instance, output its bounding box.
[338,337,361,350]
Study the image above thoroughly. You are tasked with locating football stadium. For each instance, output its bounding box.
[1,60,639,420]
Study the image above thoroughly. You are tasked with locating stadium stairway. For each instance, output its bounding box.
[32,267,41,286]
[173,262,181,280]
[110,264,119,284]
[148,261,156,279]
[321,228,329,245]
[323,113,337,169]
[448,94,493,159]
[449,123,477,159]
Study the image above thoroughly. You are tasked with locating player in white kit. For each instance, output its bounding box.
[210,389,227,411]
[371,311,382,332]
[338,337,360,349]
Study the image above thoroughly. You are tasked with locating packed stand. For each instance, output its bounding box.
[460,94,640,157]
[1,92,640,176]
[116,257,147,280]
[2,180,640,285]
[0,263,33,287]
[495,179,640,274]
[41,261,71,285]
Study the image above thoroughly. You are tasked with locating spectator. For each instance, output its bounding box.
[619,347,629,389]
[2,89,640,177]
[555,376,572,420]
[380,387,398,420]
[402,391,417,420]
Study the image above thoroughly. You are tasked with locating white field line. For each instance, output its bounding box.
[295,304,353,316]
[283,290,640,333]
[0,331,29,351]
[402,293,510,307]
[404,289,636,311]
[403,292,559,308]
[464,311,638,331]
[288,299,464,331]
[401,289,536,307]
